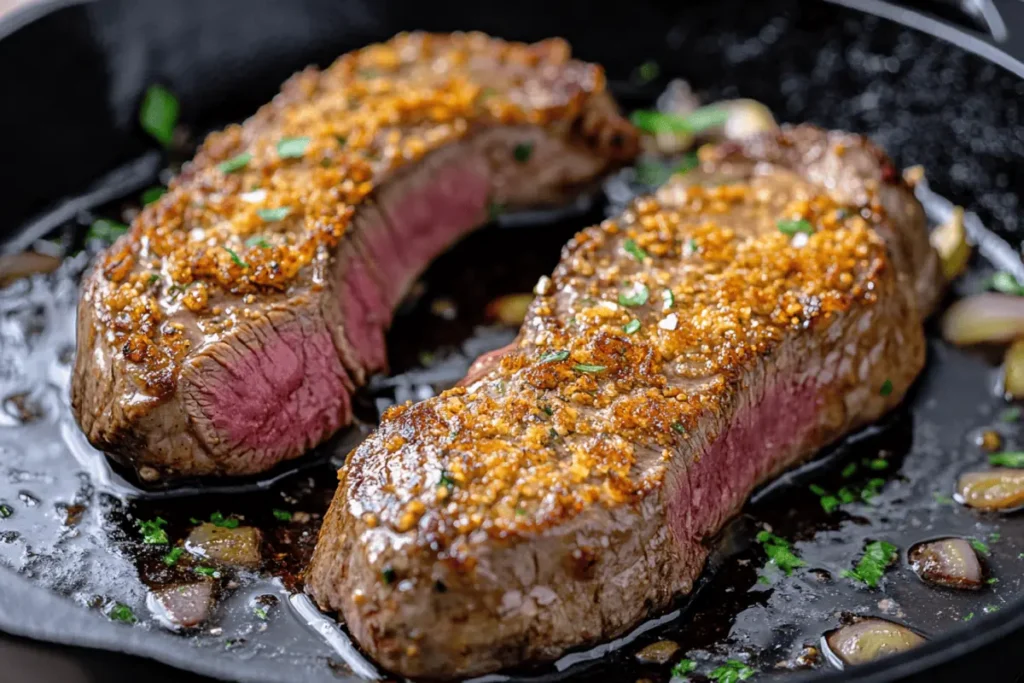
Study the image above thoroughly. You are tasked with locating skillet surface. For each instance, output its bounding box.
[3,1,1024,682]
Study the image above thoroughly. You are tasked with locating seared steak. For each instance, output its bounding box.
[306,125,942,679]
[71,32,637,479]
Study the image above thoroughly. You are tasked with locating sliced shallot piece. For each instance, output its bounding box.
[823,618,925,668]
[929,206,970,281]
[941,293,1024,346]
[1005,339,1024,399]
[957,469,1024,511]
[485,293,534,327]
[908,538,983,589]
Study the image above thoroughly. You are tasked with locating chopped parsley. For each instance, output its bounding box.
[662,289,675,310]
[861,477,886,502]
[671,422,686,435]
[540,350,570,364]
[841,463,858,478]
[88,219,128,242]
[618,282,650,307]
[867,458,889,471]
[245,235,271,248]
[108,602,137,624]
[138,517,169,545]
[209,512,240,529]
[224,247,249,269]
[989,451,1024,468]
[623,238,648,262]
[257,207,291,222]
[708,659,755,683]
[933,492,954,505]
[0,504,11,519]
[218,152,252,173]
[139,84,179,146]
[254,606,268,620]
[381,566,397,584]
[162,547,184,566]
[141,186,167,205]
[540,404,554,416]
[777,218,814,236]
[671,658,697,677]
[573,363,607,374]
[623,319,642,335]
[988,577,999,584]
[989,271,1024,296]
[880,379,894,397]
[756,530,805,575]
[808,483,841,513]
[990,532,1001,541]
[271,509,292,522]
[194,566,218,577]
[1000,406,1022,423]
[634,60,660,84]
[515,507,527,516]
[513,142,533,163]
[276,136,311,158]
[630,106,730,134]
[439,470,456,490]
[984,605,1000,614]
[970,538,991,556]
[634,153,698,185]
[963,612,975,622]
[841,540,897,588]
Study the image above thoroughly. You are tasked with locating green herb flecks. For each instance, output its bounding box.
[513,142,533,163]
[662,289,676,310]
[630,106,730,134]
[218,152,252,174]
[88,219,129,242]
[671,658,697,678]
[163,547,184,566]
[618,282,650,307]
[963,612,975,622]
[756,530,805,576]
[1000,406,1022,423]
[108,602,137,624]
[708,659,755,683]
[970,538,991,556]
[988,577,999,585]
[254,606,269,620]
[984,605,1001,614]
[381,566,397,585]
[867,458,889,471]
[841,540,898,588]
[860,478,886,503]
[623,238,649,262]
[272,509,292,522]
[257,207,291,223]
[209,512,240,529]
[990,271,1024,296]
[634,60,660,84]
[141,186,167,205]
[841,463,858,478]
[245,235,271,248]
[623,319,642,335]
[139,84,179,146]
[990,451,1024,468]
[777,218,814,236]
[224,247,249,269]
[539,350,569,364]
[277,136,311,159]
[933,492,955,505]
[880,379,894,397]
[0,504,12,519]
[573,363,607,374]
[194,566,219,577]
[634,152,699,186]
[138,517,169,545]
[439,470,456,490]
[671,422,686,435]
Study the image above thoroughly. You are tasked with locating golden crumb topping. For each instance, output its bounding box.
[345,164,891,548]
[90,32,626,396]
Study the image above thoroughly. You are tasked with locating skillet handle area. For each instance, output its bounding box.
[826,0,1024,78]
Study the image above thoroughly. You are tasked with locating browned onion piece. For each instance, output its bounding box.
[930,206,970,281]
[185,523,263,569]
[908,538,983,589]
[146,579,215,630]
[957,469,1024,511]
[823,618,925,668]
[485,293,534,327]
[941,294,1024,346]
[634,640,680,665]
[1005,340,1024,399]
[0,251,60,287]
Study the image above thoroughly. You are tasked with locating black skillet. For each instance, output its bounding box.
[3,0,1024,681]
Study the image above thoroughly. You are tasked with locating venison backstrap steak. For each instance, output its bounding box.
[307,125,943,679]
[70,32,637,480]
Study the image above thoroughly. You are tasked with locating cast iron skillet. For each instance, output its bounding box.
[3,0,1024,682]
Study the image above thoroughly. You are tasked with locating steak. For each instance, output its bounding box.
[306,125,942,679]
[70,32,637,480]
